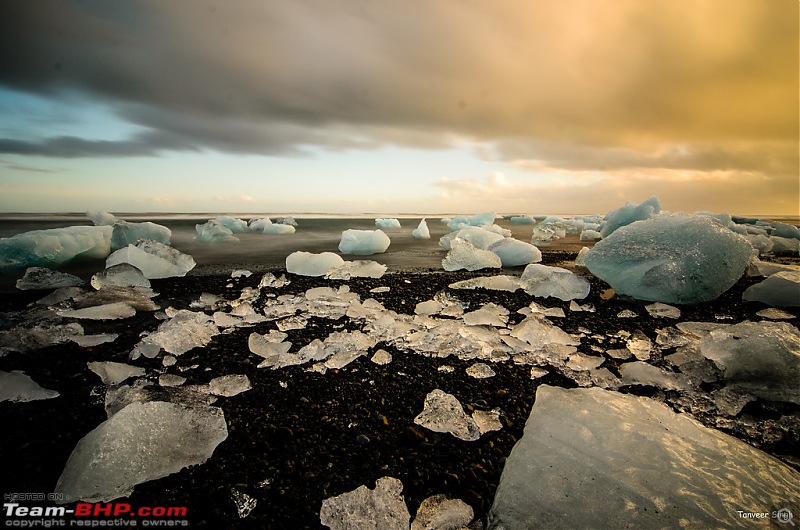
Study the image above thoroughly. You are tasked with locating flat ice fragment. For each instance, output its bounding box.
[442,238,502,272]
[106,240,195,279]
[16,267,84,290]
[566,353,604,371]
[324,350,365,369]
[375,218,401,229]
[231,488,257,518]
[339,229,391,255]
[616,309,637,318]
[742,271,800,307]
[463,303,509,327]
[0,322,84,352]
[520,264,590,301]
[87,361,145,385]
[208,374,252,397]
[91,263,151,290]
[415,300,443,316]
[574,247,591,268]
[510,317,579,349]
[0,371,59,402]
[104,383,216,416]
[258,272,290,289]
[59,302,136,320]
[216,216,249,233]
[0,225,112,269]
[36,286,84,305]
[412,219,430,239]
[626,330,652,360]
[487,238,542,267]
[136,310,218,356]
[466,362,496,379]
[70,333,119,347]
[158,374,186,387]
[248,332,291,358]
[757,308,795,320]
[371,349,392,365]
[111,220,171,250]
[699,321,800,403]
[606,348,632,360]
[286,251,345,277]
[645,302,681,319]
[261,223,296,234]
[231,269,252,278]
[54,402,228,503]
[488,385,800,529]
[585,213,751,304]
[449,275,523,292]
[580,229,601,241]
[370,286,390,293]
[620,361,690,391]
[599,196,661,237]
[326,260,386,279]
[530,367,549,379]
[320,477,410,530]
[711,387,755,416]
[414,389,481,441]
[411,495,474,530]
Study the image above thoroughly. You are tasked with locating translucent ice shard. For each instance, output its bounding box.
[520,264,590,301]
[466,362,496,379]
[585,213,751,304]
[370,349,392,365]
[462,303,509,327]
[55,402,228,503]
[59,302,137,320]
[16,267,84,290]
[258,272,290,289]
[134,310,218,357]
[110,220,171,250]
[645,302,681,319]
[0,225,112,269]
[488,385,800,529]
[510,317,579,349]
[87,361,145,386]
[106,240,195,279]
[626,330,652,360]
[208,374,252,397]
[0,371,59,402]
[91,263,151,290]
[320,477,410,530]
[411,495,473,530]
[412,219,430,239]
[325,260,387,279]
[375,218,401,229]
[442,238,502,272]
[742,271,800,307]
[231,488,257,518]
[620,361,691,391]
[414,389,481,441]
[70,333,119,347]
[487,238,542,267]
[449,275,524,292]
[472,408,503,434]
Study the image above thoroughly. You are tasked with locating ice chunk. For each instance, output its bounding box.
[742,270,800,307]
[585,213,752,304]
[699,321,800,403]
[158,374,186,387]
[645,302,681,319]
[449,275,523,292]
[208,374,252,397]
[509,215,536,225]
[0,225,112,269]
[574,246,591,269]
[264,223,296,234]
[620,361,690,391]
[415,300,443,316]
[286,251,345,277]
[472,408,503,435]
[87,211,117,226]
[566,353,604,371]
[510,317,579,349]
[91,263,151,290]
[756,308,795,320]
[36,286,84,305]
[325,260,387,279]
[442,226,504,251]
[258,272,290,289]
[216,216,249,233]
[442,238,502,272]
[466,362,496,379]
[411,495,473,530]
[488,385,800,529]
[59,302,137,320]
[0,371,59,402]
[414,389,481,441]
[375,218,401,229]
[462,303,509,327]
[446,212,495,231]
[616,309,637,318]
[73,286,158,312]
[0,322,84,353]
[771,221,800,240]
[231,488,257,518]
[412,219,430,239]
[195,219,239,242]
[770,236,800,257]
[599,196,661,237]
[746,257,800,277]
[320,477,410,530]
[371,349,392,365]
[71,333,119,347]
[106,240,195,279]
[274,216,298,227]
[626,330,652,360]
[520,264,590,301]
[580,229,602,241]
[87,361,145,385]
[54,402,228,503]
[488,238,542,267]
[104,383,217,416]
[16,267,84,290]
[110,221,171,250]
[134,310,218,357]
[339,229,391,255]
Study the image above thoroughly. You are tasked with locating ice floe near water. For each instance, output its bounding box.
[442,238,502,272]
[585,213,752,304]
[320,476,410,530]
[488,385,800,530]
[339,229,391,255]
[0,370,59,402]
[16,267,84,290]
[107,240,195,279]
[54,401,228,503]
[0,225,112,269]
[743,270,800,307]
[411,219,430,239]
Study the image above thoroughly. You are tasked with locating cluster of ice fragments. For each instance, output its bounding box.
[195,216,296,242]
[286,251,386,279]
[438,216,542,270]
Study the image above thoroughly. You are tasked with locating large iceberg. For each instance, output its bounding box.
[0,226,112,269]
[584,213,752,304]
[599,196,661,237]
[339,229,391,255]
[488,385,800,529]
[106,240,195,279]
[286,251,345,277]
[110,221,171,250]
[55,401,228,503]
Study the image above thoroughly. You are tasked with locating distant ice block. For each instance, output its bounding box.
[339,229,391,255]
[771,221,800,240]
[16,267,84,290]
[274,216,298,227]
[320,477,410,530]
[262,223,295,234]
[195,219,239,242]
[769,236,799,257]
[442,238,502,272]
[509,215,536,225]
[54,402,228,503]
[412,219,430,239]
[216,216,249,233]
[286,251,345,277]
[520,264,590,301]
[487,238,542,267]
[375,218,401,229]
[0,225,112,269]
[446,212,496,231]
[742,271,800,307]
[488,385,800,529]
[0,371,59,402]
[599,195,661,237]
[91,263,151,290]
[106,240,195,279]
[86,211,117,226]
[700,321,800,404]
[87,361,145,386]
[579,229,602,241]
[414,389,481,441]
[584,213,751,304]
[110,221,171,251]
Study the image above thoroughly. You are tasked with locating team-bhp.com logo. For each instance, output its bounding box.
[4,501,189,527]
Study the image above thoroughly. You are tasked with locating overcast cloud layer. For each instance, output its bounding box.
[0,0,797,213]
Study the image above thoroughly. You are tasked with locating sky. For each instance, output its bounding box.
[0,0,797,216]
